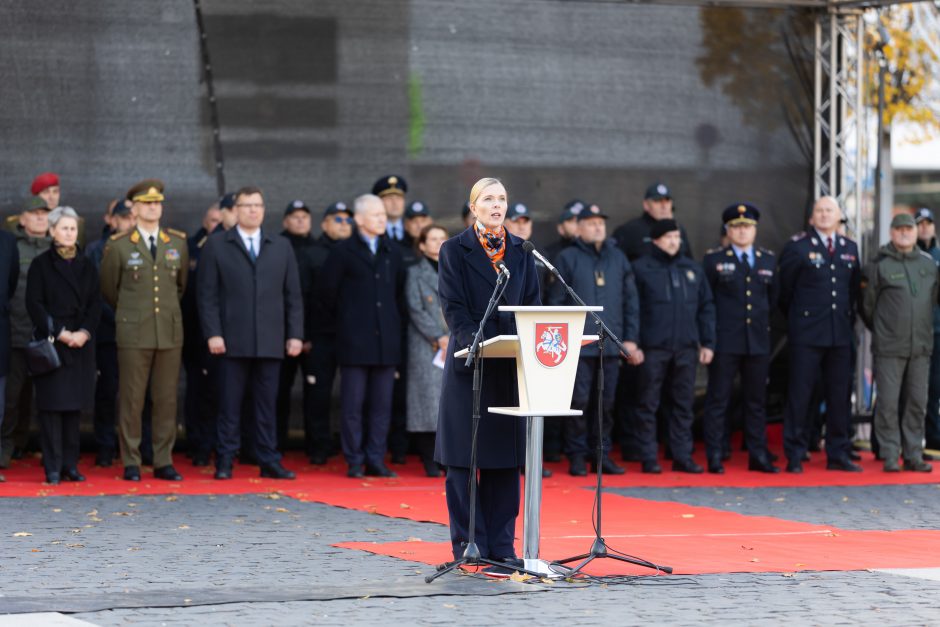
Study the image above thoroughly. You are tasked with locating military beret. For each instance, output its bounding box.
[284,199,310,216]
[127,179,165,202]
[577,203,608,221]
[722,203,760,226]
[644,182,671,200]
[915,207,934,224]
[405,200,431,219]
[323,201,350,218]
[371,174,408,197]
[890,213,916,229]
[559,199,585,223]
[506,202,531,222]
[30,172,60,195]
[649,218,679,240]
[22,195,50,213]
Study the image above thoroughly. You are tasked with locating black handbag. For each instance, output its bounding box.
[25,316,61,376]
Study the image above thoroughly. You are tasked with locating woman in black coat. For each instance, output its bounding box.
[435,178,541,568]
[25,207,101,484]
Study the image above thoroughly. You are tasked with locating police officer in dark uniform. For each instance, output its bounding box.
[632,219,715,473]
[613,182,694,262]
[401,200,432,268]
[701,204,780,474]
[778,196,861,473]
[304,201,354,464]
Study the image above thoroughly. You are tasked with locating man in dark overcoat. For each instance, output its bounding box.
[0,229,18,482]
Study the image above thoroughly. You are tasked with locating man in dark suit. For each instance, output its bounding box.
[198,185,304,480]
[778,196,861,473]
[318,193,405,478]
[0,229,19,482]
[701,204,780,474]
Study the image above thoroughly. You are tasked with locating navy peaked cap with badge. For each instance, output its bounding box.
[576,203,608,221]
[284,199,310,216]
[372,175,408,197]
[111,199,132,217]
[645,182,671,200]
[219,193,236,210]
[324,201,349,217]
[405,200,431,219]
[915,207,934,224]
[559,199,585,223]
[506,202,531,221]
[722,203,760,226]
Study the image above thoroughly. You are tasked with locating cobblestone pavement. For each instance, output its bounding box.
[1,487,939,625]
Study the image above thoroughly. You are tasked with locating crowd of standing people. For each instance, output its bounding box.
[0,171,938,486]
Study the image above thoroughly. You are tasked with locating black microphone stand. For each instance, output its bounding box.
[545,262,672,577]
[427,267,547,583]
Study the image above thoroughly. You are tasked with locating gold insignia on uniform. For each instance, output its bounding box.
[130,230,140,244]
[166,228,186,239]
[738,205,747,214]
[686,270,695,281]
[133,186,165,202]
[755,250,762,257]
[197,235,208,248]
[388,176,398,187]
[726,250,733,256]
[159,230,171,244]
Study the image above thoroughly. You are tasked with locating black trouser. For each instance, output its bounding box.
[444,466,520,561]
[275,352,313,451]
[1,350,33,465]
[39,410,81,477]
[634,347,698,462]
[306,337,338,459]
[183,351,217,460]
[701,352,771,462]
[565,356,619,458]
[388,370,409,459]
[925,333,940,448]
[340,365,395,468]
[216,358,282,468]
[93,342,119,459]
[783,345,852,464]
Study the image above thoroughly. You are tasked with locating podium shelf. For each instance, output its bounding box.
[489,407,583,417]
[454,335,600,359]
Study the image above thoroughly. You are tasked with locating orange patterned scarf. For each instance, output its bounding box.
[474,221,506,271]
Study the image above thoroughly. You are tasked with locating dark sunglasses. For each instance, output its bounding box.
[331,216,354,224]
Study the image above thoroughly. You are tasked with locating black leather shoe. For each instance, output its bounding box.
[423,459,443,478]
[748,457,780,473]
[707,457,725,474]
[786,460,803,474]
[592,457,626,475]
[365,463,397,478]
[883,458,901,472]
[61,468,86,482]
[215,458,233,480]
[154,465,183,481]
[826,458,862,472]
[123,465,141,481]
[641,460,662,474]
[672,458,704,474]
[903,459,933,473]
[569,456,587,476]
[46,472,60,485]
[848,450,862,461]
[347,464,364,478]
[260,462,296,479]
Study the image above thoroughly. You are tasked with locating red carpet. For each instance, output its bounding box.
[3,449,940,576]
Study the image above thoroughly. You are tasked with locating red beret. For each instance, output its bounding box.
[30,172,60,195]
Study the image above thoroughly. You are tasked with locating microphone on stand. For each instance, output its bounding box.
[522,241,559,276]
[495,259,511,279]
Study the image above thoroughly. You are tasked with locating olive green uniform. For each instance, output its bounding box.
[100,227,188,468]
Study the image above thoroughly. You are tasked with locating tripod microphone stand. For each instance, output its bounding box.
[542,258,672,577]
[427,264,547,583]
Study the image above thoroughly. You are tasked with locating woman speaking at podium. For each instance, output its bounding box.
[435,177,541,568]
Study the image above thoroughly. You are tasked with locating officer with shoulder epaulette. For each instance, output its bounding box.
[701,204,780,474]
[100,179,189,482]
[778,196,861,473]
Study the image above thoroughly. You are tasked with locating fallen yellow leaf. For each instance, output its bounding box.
[13,532,32,537]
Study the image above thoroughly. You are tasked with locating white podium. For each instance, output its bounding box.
[455,305,601,577]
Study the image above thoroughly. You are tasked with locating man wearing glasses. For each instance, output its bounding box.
[304,202,354,464]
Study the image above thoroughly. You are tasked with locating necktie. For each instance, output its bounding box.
[149,235,157,259]
[395,224,402,241]
[740,252,751,273]
[248,237,257,262]
[827,236,834,256]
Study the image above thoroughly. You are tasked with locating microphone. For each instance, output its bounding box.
[522,241,558,275]
[495,259,511,279]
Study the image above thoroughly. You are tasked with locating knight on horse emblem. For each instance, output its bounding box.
[535,323,568,368]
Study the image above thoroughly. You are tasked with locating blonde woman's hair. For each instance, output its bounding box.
[468,178,504,206]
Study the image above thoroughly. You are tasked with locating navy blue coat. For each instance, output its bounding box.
[777,231,860,348]
[547,237,640,356]
[317,233,405,366]
[197,228,304,359]
[632,247,716,351]
[703,246,778,355]
[0,231,19,376]
[434,228,541,469]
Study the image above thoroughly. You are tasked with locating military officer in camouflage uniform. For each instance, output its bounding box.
[100,179,188,482]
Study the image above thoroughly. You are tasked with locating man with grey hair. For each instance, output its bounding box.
[317,193,405,478]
